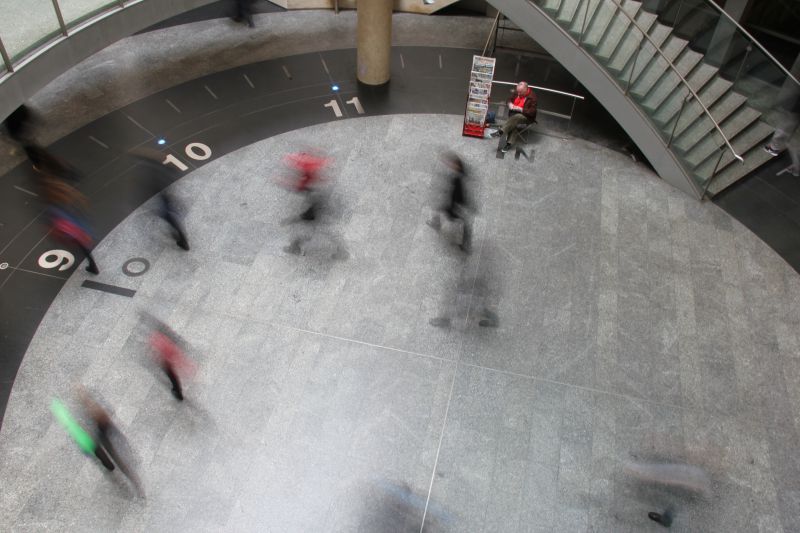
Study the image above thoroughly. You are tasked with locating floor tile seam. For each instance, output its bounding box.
[196,309,453,364]
[457,361,716,418]
[0,231,52,292]
[416,212,493,531]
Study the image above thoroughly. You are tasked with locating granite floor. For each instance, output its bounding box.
[1,114,799,532]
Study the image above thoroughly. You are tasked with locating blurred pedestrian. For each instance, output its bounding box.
[280,150,331,255]
[427,152,474,253]
[232,0,256,28]
[77,386,144,496]
[764,110,800,177]
[623,460,712,529]
[50,398,115,471]
[144,313,196,401]
[37,173,99,274]
[129,146,190,250]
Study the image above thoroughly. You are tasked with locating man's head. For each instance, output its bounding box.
[516,82,529,96]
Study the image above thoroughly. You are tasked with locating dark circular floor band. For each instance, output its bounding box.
[122,258,151,277]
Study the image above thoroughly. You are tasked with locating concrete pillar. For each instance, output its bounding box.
[357,0,392,85]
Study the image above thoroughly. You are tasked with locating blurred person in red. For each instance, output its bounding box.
[279,150,331,254]
[143,313,196,401]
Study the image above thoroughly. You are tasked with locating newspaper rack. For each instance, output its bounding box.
[462,55,496,138]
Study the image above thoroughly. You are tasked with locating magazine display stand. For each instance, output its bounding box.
[462,55,496,138]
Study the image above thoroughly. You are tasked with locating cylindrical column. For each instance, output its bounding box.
[357,0,392,86]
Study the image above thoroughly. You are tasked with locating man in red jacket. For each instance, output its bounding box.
[491,81,538,153]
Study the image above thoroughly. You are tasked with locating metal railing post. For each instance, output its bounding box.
[668,92,691,147]
[0,36,13,72]
[674,0,685,30]
[702,145,729,198]
[626,38,644,95]
[579,0,591,46]
[732,44,752,87]
[51,0,69,36]
[334,0,339,14]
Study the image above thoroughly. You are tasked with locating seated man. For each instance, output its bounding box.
[491,81,538,153]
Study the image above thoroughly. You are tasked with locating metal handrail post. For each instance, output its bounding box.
[732,44,752,87]
[334,0,339,14]
[702,145,730,198]
[667,92,691,147]
[673,0,685,30]
[626,38,644,95]
[482,11,502,57]
[0,36,13,73]
[579,0,591,46]
[51,0,69,36]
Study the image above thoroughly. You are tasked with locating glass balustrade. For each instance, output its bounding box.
[0,0,63,61]
[59,0,120,29]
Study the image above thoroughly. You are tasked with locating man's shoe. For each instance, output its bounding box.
[648,511,673,527]
[86,265,99,275]
[489,129,503,138]
[177,239,190,251]
[764,144,781,157]
[501,142,512,153]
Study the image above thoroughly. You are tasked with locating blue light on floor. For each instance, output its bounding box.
[331,85,339,92]
[157,138,166,145]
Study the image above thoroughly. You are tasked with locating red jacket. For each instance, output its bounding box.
[509,88,538,121]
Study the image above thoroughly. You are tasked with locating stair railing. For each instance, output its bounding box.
[575,0,744,169]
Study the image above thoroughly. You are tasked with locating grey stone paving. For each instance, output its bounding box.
[2,114,799,532]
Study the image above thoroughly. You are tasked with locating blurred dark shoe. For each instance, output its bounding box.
[648,511,673,527]
[86,265,99,275]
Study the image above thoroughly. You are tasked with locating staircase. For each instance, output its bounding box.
[265,0,460,15]
[488,0,795,197]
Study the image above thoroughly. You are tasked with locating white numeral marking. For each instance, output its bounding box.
[345,97,365,115]
[185,142,212,161]
[39,250,75,271]
[324,99,343,118]
[163,153,189,172]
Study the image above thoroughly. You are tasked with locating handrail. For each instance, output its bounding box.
[536,0,744,165]
[701,0,800,89]
[492,80,584,100]
[482,11,502,57]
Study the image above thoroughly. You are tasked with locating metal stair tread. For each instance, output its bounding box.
[673,92,752,150]
[675,101,758,153]
[706,147,773,196]
[581,0,618,48]
[667,82,741,140]
[640,48,704,111]
[688,120,773,172]
[567,0,601,35]
[555,0,582,26]
[595,1,641,61]
[650,63,719,124]
[629,35,688,98]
